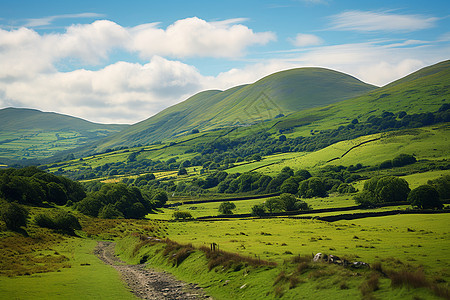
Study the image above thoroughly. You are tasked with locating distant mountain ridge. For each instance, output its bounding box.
[0,107,128,162]
[90,67,377,151]
[0,107,127,132]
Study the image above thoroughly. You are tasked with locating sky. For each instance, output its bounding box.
[0,0,449,124]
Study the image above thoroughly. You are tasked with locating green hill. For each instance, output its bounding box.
[87,67,376,152]
[0,108,128,162]
[267,60,450,137]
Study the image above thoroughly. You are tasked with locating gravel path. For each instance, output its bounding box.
[94,241,212,300]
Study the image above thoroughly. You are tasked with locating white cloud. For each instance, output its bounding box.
[329,10,438,32]
[23,13,104,27]
[290,33,323,47]
[0,56,205,124]
[129,17,276,59]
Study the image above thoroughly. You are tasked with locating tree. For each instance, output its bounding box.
[265,197,282,213]
[279,193,298,211]
[280,177,299,194]
[428,175,449,200]
[0,202,28,231]
[298,177,327,198]
[392,154,416,167]
[178,167,188,176]
[251,204,266,217]
[173,211,193,220]
[218,201,236,215]
[408,185,442,209]
[355,176,410,206]
[98,204,123,219]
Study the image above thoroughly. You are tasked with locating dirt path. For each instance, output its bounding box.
[94,241,212,300]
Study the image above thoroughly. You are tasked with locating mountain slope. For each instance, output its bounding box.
[92,67,376,151]
[267,60,450,136]
[0,108,128,162]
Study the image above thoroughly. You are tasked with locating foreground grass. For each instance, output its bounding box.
[0,237,136,299]
[165,214,450,274]
[117,224,448,300]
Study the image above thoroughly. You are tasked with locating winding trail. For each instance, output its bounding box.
[94,241,212,300]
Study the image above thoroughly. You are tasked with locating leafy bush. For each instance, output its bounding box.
[173,211,193,220]
[298,177,327,198]
[251,204,266,217]
[0,202,28,231]
[356,176,410,205]
[408,185,442,209]
[428,175,450,200]
[337,183,357,194]
[218,201,236,215]
[392,154,416,167]
[35,211,81,234]
[98,204,124,219]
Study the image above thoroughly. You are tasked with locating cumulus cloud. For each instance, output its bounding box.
[0,56,205,124]
[129,17,276,59]
[329,10,438,32]
[290,33,323,47]
[0,15,447,124]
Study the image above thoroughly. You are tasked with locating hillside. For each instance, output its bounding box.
[0,108,128,162]
[266,60,450,137]
[87,67,376,152]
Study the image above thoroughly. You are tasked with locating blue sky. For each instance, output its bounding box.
[0,0,449,124]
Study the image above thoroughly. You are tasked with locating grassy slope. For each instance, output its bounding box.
[0,108,128,162]
[117,213,448,300]
[86,67,376,152]
[263,60,450,138]
[0,238,136,300]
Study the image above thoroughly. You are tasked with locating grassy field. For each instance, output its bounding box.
[115,212,449,300]
[0,238,136,300]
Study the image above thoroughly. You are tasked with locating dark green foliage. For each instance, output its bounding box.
[173,211,193,220]
[251,204,266,217]
[0,166,85,206]
[298,177,327,198]
[76,195,103,217]
[355,176,410,206]
[337,183,357,194]
[379,160,393,169]
[280,177,299,194]
[218,201,236,215]
[98,204,124,219]
[278,193,309,211]
[0,202,28,231]
[408,185,442,209]
[295,169,312,180]
[264,197,282,213]
[76,183,166,219]
[35,211,81,234]
[427,175,450,200]
[392,154,416,167]
[177,167,188,176]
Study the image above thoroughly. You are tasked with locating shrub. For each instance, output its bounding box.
[98,204,124,219]
[173,211,193,220]
[218,201,236,215]
[0,202,28,231]
[337,183,357,194]
[35,211,81,234]
[251,204,266,217]
[408,185,442,209]
[392,153,416,167]
[177,168,188,176]
[428,175,450,200]
[356,176,410,205]
[298,177,327,198]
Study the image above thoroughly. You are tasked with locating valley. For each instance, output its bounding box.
[0,61,449,299]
